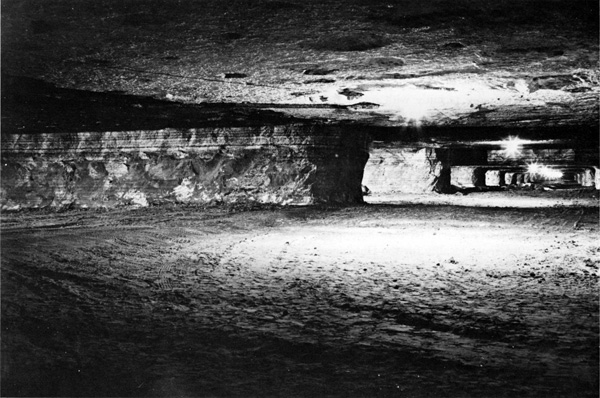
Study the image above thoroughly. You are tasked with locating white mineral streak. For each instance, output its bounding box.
[122,190,149,207]
[104,161,129,179]
[173,178,195,201]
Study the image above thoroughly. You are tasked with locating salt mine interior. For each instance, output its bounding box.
[1,0,599,397]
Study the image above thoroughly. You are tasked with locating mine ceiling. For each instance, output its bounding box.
[2,0,599,135]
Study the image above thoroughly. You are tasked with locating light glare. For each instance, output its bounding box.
[502,136,523,158]
[527,163,563,180]
[401,101,428,125]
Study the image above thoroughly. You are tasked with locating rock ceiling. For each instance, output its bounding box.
[2,0,598,129]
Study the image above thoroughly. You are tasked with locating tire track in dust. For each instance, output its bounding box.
[157,263,174,291]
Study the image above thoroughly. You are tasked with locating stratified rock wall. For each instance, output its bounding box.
[1,125,369,210]
[362,147,450,194]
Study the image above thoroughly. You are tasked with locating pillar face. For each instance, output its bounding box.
[504,172,516,185]
[450,166,486,188]
[1,126,371,210]
[306,125,370,203]
[362,146,450,194]
[581,168,595,187]
[485,170,503,187]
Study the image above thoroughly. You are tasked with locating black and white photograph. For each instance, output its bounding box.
[1,0,599,396]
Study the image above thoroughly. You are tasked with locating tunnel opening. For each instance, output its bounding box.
[361,125,599,206]
[1,0,599,396]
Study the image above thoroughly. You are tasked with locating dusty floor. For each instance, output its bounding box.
[1,193,599,397]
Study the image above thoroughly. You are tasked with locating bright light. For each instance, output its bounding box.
[400,100,428,125]
[542,168,563,180]
[502,136,523,158]
[527,163,563,180]
[527,163,541,174]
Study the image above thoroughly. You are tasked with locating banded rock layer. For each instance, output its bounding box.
[1,125,369,210]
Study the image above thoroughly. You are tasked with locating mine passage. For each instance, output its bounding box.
[2,0,599,396]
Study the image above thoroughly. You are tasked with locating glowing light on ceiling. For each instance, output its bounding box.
[345,80,525,125]
[527,163,541,174]
[304,77,536,124]
[400,100,429,126]
[527,163,563,180]
[501,136,523,158]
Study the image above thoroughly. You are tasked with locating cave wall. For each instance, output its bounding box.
[362,147,450,194]
[1,125,369,210]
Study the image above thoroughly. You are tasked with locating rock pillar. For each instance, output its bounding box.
[450,166,486,188]
[1,125,370,210]
[362,146,450,194]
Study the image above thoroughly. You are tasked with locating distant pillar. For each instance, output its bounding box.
[581,168,595,187]
[450,166,486,188]
[485,170,502,186]
[515,174,524,185]
[504,172,516,185]
[362,147,450,194]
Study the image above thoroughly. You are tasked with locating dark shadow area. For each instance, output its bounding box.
[366,0,599,32]
[0,74,306,133]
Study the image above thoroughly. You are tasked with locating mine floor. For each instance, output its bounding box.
[1,196,599,397]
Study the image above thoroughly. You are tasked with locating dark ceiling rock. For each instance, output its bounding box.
[121,13,170,27]
[304,33,391,52]
[303,68,338,76]
[1,0,597,131]
[338,88,364,100]
[262,1,304,12]
[528,73,596,92]
[442,42,466,49]
[30,20,55,35]
[364,57,405,68]
[304,78,336,84]
[222,73,248,79]
[348,102,380,110]
[221,32,244,41]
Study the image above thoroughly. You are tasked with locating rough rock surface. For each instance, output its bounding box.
[362,146,449,194]
[2,204,598,397]
[451,166,486,188]
[485,170,503,187]
[2,0,597,128]
[580,169,596,187]
[1,126,369,210]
